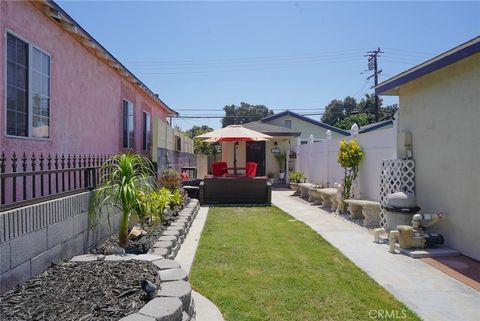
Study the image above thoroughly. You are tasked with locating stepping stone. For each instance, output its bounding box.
[158,235,177,242]
[182,311,191,321]
[104,254,136,261]
[134,254,164,262]
[158,280,192,311]
[171,222,187,228]
[119,313,155,321]
[150,247,169,257]
[167,226,185,235]
[154,241,173,250]
[70,254,104,262]
[152,259,180,270]
[139,297,182,321]
[163,230,180,238]
[159,268,188,281]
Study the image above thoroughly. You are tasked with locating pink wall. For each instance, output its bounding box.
[0,1,168,161]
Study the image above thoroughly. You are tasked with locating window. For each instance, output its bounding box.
[6,32,51,138]
[122,100,134,148]
[284,119,292,129]
[142,112,151,150]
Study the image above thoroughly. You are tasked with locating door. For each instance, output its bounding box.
[246,141,266,176]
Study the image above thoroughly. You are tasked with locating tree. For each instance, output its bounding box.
[222,102,274,127]
[335,113,370,130]
[380,104,398,121]
[342,96,357,117]
[321,99,344,125]
[184,125,215,155]
[321,93,398,128]
[357,93,381,116]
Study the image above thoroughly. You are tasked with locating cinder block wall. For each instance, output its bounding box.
[0,192,121,294]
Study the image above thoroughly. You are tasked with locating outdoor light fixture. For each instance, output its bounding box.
[271,142,280,154]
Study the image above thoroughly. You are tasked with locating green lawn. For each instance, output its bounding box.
[189,206,420,321]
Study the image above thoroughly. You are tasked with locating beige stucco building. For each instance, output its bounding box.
[376,36,480,260]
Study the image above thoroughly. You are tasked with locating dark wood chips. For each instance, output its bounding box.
[0,260,161,321]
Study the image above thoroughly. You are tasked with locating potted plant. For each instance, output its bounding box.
[89,152,154,249]
[274,151,286,181]
[267,172,275,184]
[288,171,305,183]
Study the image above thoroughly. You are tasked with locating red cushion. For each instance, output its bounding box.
[246,162,257,177]
[212,162,227,177]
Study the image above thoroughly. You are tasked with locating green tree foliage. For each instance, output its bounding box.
[320,99,345,125]
[335,113,370,130]
[321,94,398,128]
[184,125,215,155]
[222,102,274,127]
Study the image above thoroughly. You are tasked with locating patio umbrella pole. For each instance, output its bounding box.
[233,141,238,175]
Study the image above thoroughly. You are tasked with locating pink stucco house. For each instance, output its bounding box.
[0,0,177,159]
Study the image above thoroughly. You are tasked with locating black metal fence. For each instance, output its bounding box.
[0,152,110,212]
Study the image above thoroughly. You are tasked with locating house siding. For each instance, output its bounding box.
[0,1,168,157]
[263,115,345,140]
[397,52,480,260]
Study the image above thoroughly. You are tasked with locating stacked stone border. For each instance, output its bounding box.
[70,199,201,321]
[150,199,200,260]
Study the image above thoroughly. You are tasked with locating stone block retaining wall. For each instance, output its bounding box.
[70,199,201,321]
[0,191,121,294]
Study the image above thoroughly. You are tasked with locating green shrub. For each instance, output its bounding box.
[288,171,305,183]
[158,168,181,191]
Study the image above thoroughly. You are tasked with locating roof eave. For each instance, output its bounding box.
[37,0,178,117]
[376,36,480,96]
[261,110,350,136]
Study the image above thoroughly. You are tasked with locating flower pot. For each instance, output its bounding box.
[278,172,285,180]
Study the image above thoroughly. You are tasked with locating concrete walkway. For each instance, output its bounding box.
[273,190,480,321]
[175,206,225,321]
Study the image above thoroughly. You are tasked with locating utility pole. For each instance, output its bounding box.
[366,48,383,122]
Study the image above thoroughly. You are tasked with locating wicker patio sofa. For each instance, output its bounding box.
[199,176,272,205]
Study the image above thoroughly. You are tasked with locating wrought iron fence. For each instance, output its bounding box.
[0,152,111,212]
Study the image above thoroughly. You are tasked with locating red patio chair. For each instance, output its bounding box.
[211,162,227,177]
[246,162,257,177]
[180,171,189,181]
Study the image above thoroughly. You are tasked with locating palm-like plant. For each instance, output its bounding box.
[89,153,154,249]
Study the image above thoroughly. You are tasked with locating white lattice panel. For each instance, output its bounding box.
[379,159,415,228]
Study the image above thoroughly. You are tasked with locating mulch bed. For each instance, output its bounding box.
[0,260,161,321]
[92,222,167,255]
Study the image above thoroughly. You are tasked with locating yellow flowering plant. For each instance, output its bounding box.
[337,139,364,199]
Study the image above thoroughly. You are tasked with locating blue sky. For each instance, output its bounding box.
[58,1,479,130]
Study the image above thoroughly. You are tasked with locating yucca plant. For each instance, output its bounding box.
[89,153,154,249]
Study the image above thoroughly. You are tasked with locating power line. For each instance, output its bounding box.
[125,49,369,64]
[174,107,325,111]
[174,112,326,119]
